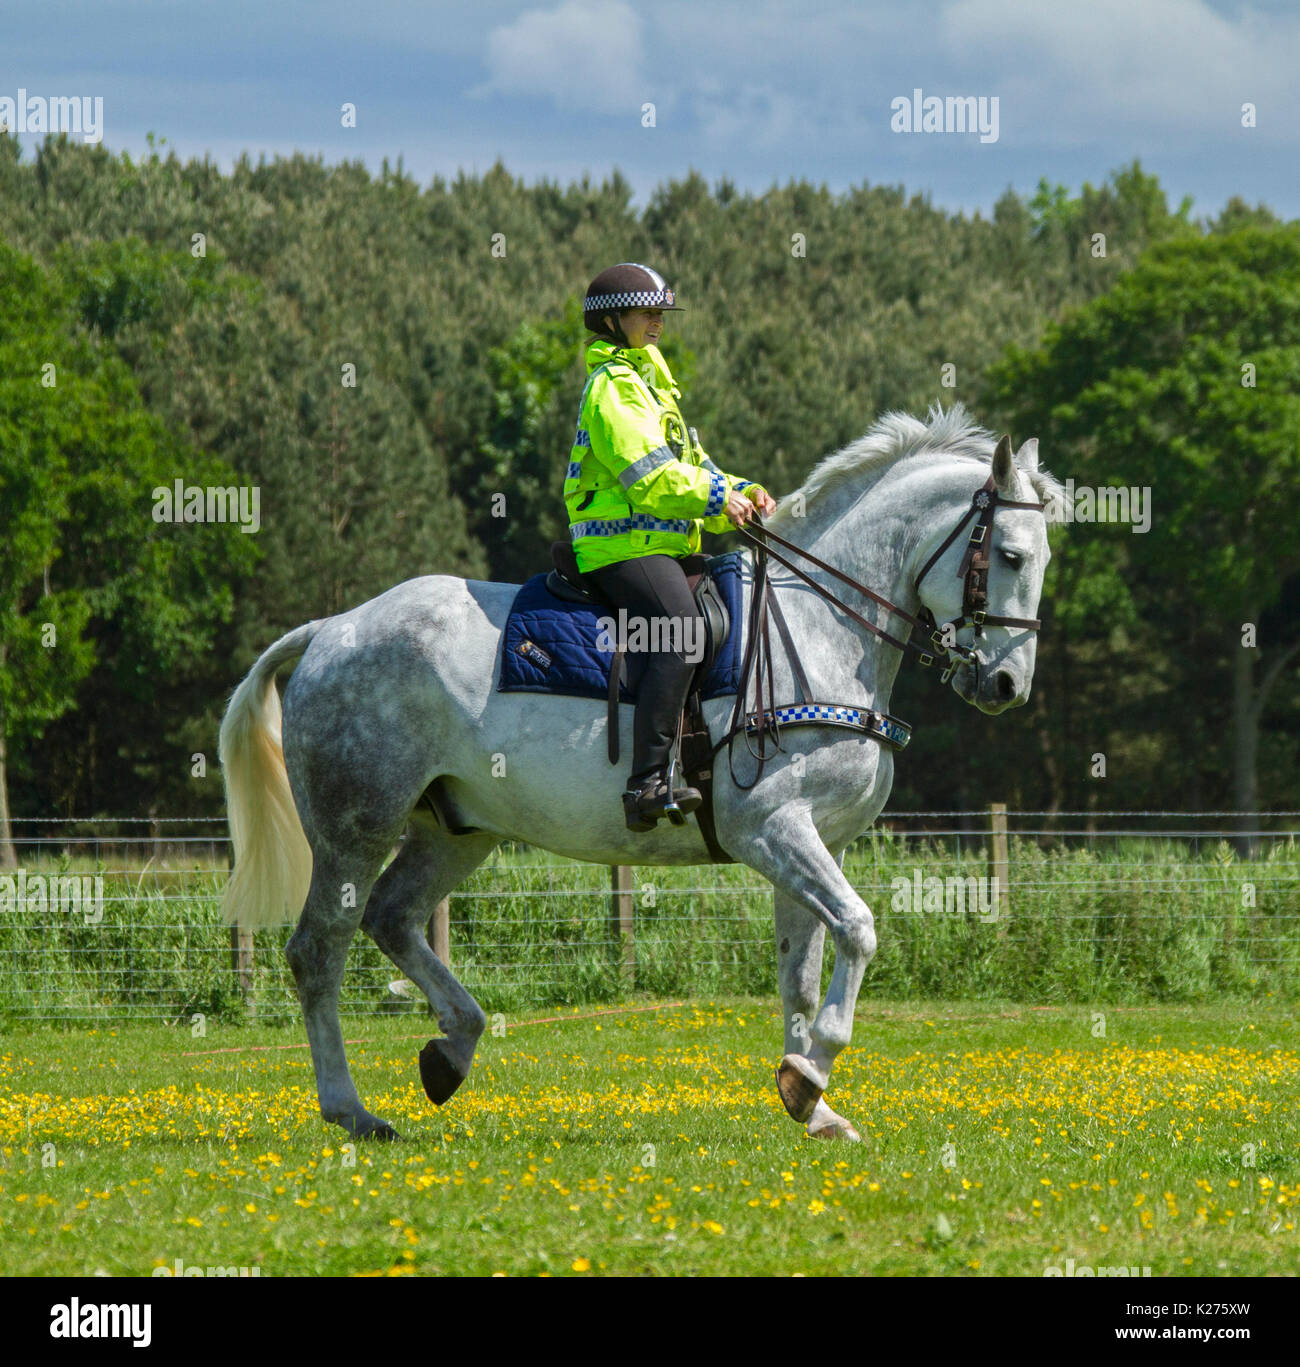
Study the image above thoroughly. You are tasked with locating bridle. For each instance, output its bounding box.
[913,468,1047,669]
[718,454,1047,786]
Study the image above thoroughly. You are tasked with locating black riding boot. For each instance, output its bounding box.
[621,659,704,831]
[622,768,703,833]
[585,555,707,834]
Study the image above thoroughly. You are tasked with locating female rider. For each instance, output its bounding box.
[565,262,776,832]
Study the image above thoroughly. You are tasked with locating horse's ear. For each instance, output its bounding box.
[992,434,1015,492]
[1016,437,1039,473]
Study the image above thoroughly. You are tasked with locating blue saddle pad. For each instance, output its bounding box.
[498,551,743,702]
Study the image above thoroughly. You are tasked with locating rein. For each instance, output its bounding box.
[715,467,1046,787]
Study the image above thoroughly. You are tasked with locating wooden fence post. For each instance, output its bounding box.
[609,865,635,990]
[229,926,254,1014]
[427,897,451,966]
[988,802,1009,936]
[225,841,255,1015]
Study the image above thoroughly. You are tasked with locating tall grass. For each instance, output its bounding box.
[0,835,1295,1021]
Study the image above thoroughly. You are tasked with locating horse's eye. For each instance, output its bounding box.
[1000,549,1023,570]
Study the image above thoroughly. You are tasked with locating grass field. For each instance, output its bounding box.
[2,998,1297,1276]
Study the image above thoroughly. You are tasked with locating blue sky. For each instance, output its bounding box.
[4,0,1297,220]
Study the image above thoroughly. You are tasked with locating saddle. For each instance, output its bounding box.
[547,542,734,861]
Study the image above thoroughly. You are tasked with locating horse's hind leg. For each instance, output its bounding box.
[361,820,500,1106]
[286,851,396,1141]
[775,879,860,1142]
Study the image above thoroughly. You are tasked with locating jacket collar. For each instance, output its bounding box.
[585,336,675,391]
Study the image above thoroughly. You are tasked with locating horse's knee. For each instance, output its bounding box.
[839,905,876,961]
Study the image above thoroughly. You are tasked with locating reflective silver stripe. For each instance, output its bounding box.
[617,445,675,491]
[700,456,724,477]
[570,514,693,539]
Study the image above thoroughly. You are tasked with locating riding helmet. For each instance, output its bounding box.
[583,262,684,342]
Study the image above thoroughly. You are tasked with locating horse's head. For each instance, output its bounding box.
[914,435,1055,715]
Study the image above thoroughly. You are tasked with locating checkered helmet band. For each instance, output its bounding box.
[584,285,677,310]
[583,262,684,316]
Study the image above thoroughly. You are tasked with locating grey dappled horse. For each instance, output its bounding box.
[220,406,1061,1141]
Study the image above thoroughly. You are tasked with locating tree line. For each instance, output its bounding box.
[0,132,1294,849]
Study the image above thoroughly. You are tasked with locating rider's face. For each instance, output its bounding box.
[608,308,664,349]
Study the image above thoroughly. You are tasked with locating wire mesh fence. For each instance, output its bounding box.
[0,810,1296,1021]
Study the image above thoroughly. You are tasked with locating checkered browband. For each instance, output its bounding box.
[584,287,676,311]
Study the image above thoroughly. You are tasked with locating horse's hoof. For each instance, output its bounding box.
[336,1112,401,1141]
[775,1054,824,1124]
[361,1119,402,1142]
[420,1037,468,1105]
[806,1106,861,1143]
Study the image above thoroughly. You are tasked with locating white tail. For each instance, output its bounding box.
[219,622,321,928]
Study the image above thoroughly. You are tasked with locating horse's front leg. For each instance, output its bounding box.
[740,812,876,1129]
[775,875,861,1142]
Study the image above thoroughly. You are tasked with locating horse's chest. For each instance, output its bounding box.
[799,740,894,849]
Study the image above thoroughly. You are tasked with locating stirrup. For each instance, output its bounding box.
[661,754,701,826]
[622,771,702,833]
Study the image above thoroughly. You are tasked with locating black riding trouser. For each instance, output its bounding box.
[586,554,705,783]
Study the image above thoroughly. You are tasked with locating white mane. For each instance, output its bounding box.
[768,403,1063,525]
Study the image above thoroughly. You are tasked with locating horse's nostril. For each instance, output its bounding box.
[995,669,1016,702]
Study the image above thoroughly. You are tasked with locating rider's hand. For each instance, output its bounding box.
[751,489,778,517]
[725,490,756,526]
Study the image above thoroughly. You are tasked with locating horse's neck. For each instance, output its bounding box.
[759,469,924,711]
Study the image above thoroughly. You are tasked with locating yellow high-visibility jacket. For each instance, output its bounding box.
[565,337,768,572]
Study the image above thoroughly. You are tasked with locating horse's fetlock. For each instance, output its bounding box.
[463,1002,488,1041]
[441,1002,487,1046]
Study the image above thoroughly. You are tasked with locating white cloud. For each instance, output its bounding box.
[940,0,1296,139]
[473,0,645,115]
